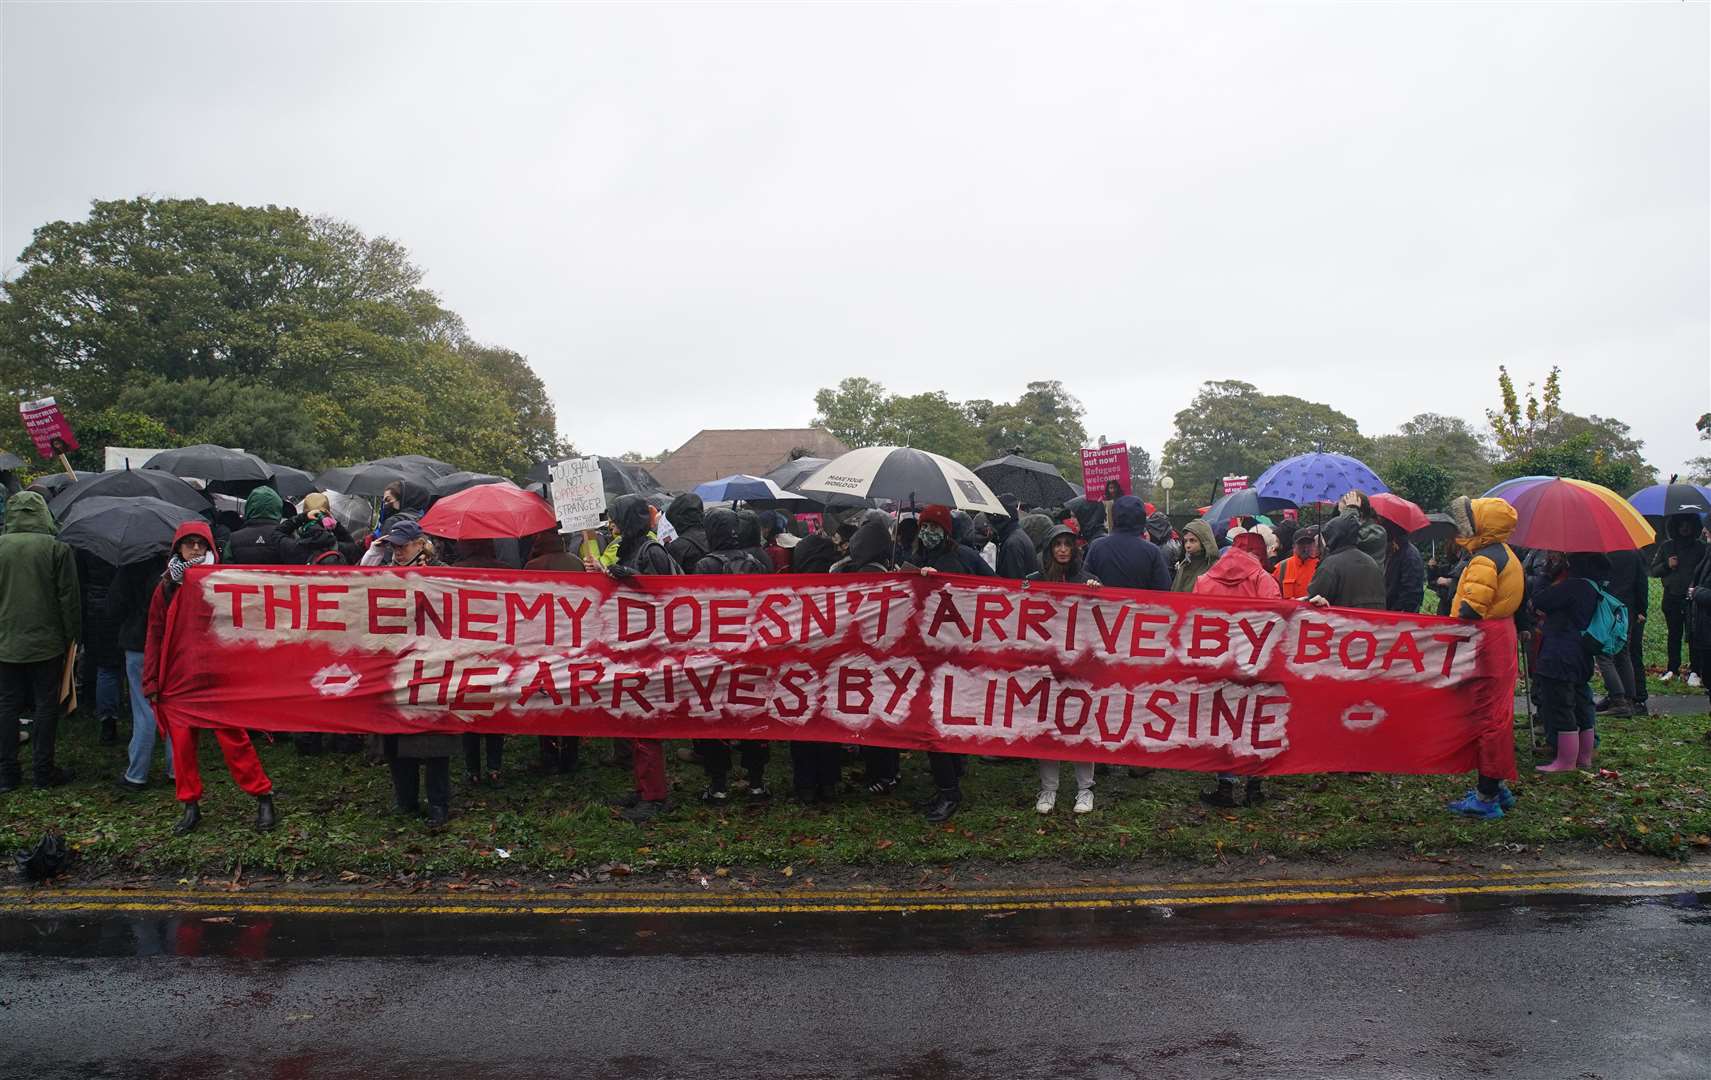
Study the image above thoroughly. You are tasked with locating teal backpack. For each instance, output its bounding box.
[1583,583,1629,657]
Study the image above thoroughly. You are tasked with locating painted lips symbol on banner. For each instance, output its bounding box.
[310,664,361,698]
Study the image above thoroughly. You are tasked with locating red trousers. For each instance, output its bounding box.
[630,738,668,801]
[167,724,273,803]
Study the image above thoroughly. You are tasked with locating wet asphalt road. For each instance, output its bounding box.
[2,889,1708,1080]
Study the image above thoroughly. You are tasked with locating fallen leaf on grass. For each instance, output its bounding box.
[338,871,364,883]
[781,866,794,878]
[874,839,894,851]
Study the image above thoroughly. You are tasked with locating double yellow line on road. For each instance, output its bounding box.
[2,865,1706,919]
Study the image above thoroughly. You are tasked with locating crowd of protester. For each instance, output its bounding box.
[1,466,1704,836]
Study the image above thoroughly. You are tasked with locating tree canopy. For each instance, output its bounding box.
[1485,366,1655,492]
[812,378,1089,477]
[1158,381,1371,506]
[0,197,563,476]
[1370,413,1495,507]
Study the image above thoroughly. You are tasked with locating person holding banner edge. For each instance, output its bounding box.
[596,493,683,823]
[1443,497,1525,820]
[143,520,277,834]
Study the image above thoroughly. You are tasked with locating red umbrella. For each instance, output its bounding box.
[1368,493,1429,535]
[419,482,555,540]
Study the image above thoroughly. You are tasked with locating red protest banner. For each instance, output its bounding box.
[19,396,80,459]
[1080,443,1131,500]
[156,568,1519,779]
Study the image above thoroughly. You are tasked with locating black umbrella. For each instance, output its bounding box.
[57,496,204,566]
[433,471,508,497]
[762,456,832,493]
[370,454,457,478]
[0,451,24,472]
[316,462,415,501]
[267,463,319,502]
[1411,513,1459,545]
[529,457,664,496]
[49,468,213,519]
[27,470,94,497]
[973,454,1079,509]
[1200,488,1297,522]
[144,444,272,486]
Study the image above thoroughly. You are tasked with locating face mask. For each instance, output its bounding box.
[919,525,946,549]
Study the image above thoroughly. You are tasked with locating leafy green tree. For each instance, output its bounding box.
[812,377,893,449]
[1372,413,1494,500]
[0,197,560,479]
[1159,380,1370,505]
[115,375,326,469]
[888,391,987,463]
[1127,445,1155,499]
[978,381,1090,477]
[1485,367,1655,491]
[59,408,174,474]
[1385,452,1457,511]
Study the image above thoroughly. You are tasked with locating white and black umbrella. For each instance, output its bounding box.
[799,446,1004,514]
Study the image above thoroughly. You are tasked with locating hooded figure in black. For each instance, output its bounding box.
[1384,527,1426,614]
[665,493,710,574]
[790,531,842,573]
[610,494,680,577]
[692,509,770,575]
[844,513,897,573]
[1083,497,1171,591]
[993,493,1042,580]
[1145,511,1181,571]
[687,508,773,802]
[1307,512,1386,610]
[836,513,903,793]
[1651,511,1706,681]
[1065,496,1108,545]
[605,494,680,822]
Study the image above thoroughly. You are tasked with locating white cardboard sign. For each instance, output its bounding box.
[548,457,605,533]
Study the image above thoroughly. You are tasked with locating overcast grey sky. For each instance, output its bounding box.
[4,2,1707,475]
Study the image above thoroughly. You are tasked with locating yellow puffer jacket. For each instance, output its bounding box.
[1448,497,1523,621]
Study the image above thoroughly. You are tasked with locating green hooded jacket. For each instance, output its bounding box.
[1172,520,1218,593]
[0,491,81,663]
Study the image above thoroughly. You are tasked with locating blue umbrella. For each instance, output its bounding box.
[693,474,805,504]
[1255,452,1389,506]
[1628,482,1711,521]
[1200,488,1296,522]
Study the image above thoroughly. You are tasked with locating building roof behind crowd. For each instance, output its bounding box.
[649,428,851,492]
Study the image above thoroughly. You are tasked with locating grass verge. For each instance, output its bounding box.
[5,707,1708,882]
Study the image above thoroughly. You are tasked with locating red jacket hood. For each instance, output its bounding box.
[1193,548,1279,598]
[172,519,218,561]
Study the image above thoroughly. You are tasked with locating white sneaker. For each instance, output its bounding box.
[1690,673,1703,689]
[1073,790,1094,814]
[1660,671,1676,682]
[1035,790,1057,814]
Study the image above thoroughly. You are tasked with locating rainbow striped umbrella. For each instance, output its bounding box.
[1504,477,1655,552]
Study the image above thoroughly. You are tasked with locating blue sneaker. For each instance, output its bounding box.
[1496,783,1517,811]
[1446,791,1504,820]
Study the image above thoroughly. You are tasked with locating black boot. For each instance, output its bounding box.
[1243,778,1267,807]
[99,716,118,745]
[254,794,278,832]
[923,788,961,823]
[174,801,202,835]
[426,803,449,828]
[1199,780,1237,808]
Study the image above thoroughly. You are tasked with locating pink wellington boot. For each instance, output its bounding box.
[1576,729,1595,769]
[1536,731,1580,773]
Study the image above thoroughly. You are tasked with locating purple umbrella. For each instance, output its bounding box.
[1254,452,1389,507]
